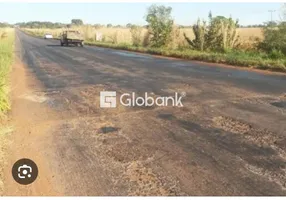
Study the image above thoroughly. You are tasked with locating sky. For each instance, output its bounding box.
[0,3,284,26]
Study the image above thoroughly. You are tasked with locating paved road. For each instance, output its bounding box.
[12,30,286,195]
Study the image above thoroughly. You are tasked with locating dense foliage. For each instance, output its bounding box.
[258,22,286,57]
[71,19,84,26]
[0,23,12,28]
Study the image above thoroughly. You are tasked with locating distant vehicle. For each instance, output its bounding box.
[60,30,84,47]
[44,33,53,39]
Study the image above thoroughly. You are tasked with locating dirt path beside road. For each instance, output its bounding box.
[2,60,61,195]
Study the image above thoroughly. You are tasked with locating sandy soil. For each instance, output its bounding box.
[2,60,62,195]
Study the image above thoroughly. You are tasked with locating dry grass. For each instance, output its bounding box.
[0,125,13,194]
[24,26,263,49]
[0,28,14,194]
[0,28,14,115]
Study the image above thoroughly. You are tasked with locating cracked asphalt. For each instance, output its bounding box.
[4,29,286,196]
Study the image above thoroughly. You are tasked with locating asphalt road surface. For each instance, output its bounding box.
[5,30,286,195]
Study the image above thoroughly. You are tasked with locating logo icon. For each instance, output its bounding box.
[100,91,116,108]
[12,158,38,185]
[18,164,32,179]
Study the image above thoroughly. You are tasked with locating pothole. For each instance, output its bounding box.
[98,126,120,134]
[271,101,286,109]
[212,116,285,149]
[157,113,175,120]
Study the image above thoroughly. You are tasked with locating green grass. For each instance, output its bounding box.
[85,42,286,72]
[24,29,286,72]
[0,28,14,115]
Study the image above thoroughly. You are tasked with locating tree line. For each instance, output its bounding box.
[0,19,274,29]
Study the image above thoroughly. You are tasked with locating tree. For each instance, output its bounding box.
[145,4,174,47]
[258,22,286,56]
[258,4,286,56]
[0,22,11,28]
[126,23,132,28]
[15,21,66,28]
[267,21,278,27]
[94,24,102,29]
[107,24,112,28]
[71,19,83,26]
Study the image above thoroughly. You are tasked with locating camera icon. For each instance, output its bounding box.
[18,164,32,179]
[12,158,38,185]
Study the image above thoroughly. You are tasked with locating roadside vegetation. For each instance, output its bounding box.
[0,28,14,115]
[0,28,14,194]
[22,4,286,72]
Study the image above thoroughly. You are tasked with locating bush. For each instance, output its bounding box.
[142,31,150,47]
[146,4,173,47]
[130,25,142,46]
[268,49,285,60]
[108,31,118,44]
[258,22,286,55]
[184,12,240,52]
[184,19,207,51]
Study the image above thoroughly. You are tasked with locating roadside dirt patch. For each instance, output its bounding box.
[2,61,62,195]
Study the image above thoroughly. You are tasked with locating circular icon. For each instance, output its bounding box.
[12,158,38,185]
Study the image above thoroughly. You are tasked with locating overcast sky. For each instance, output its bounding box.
[0,3,284,26]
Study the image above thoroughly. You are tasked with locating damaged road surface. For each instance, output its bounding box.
[4,30,286,195]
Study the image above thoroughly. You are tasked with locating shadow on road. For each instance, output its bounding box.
[46,44,81,48]
[46,44,62,47]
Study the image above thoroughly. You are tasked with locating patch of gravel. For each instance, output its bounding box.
[212,116,286,191]
[212,116,286,156]
[212,116,251,134]
[125,161,175,196]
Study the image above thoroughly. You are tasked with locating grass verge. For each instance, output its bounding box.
[24,29,286,73]
[0,28,14,194]
[0,28,14,115]
[85,42,286,72]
